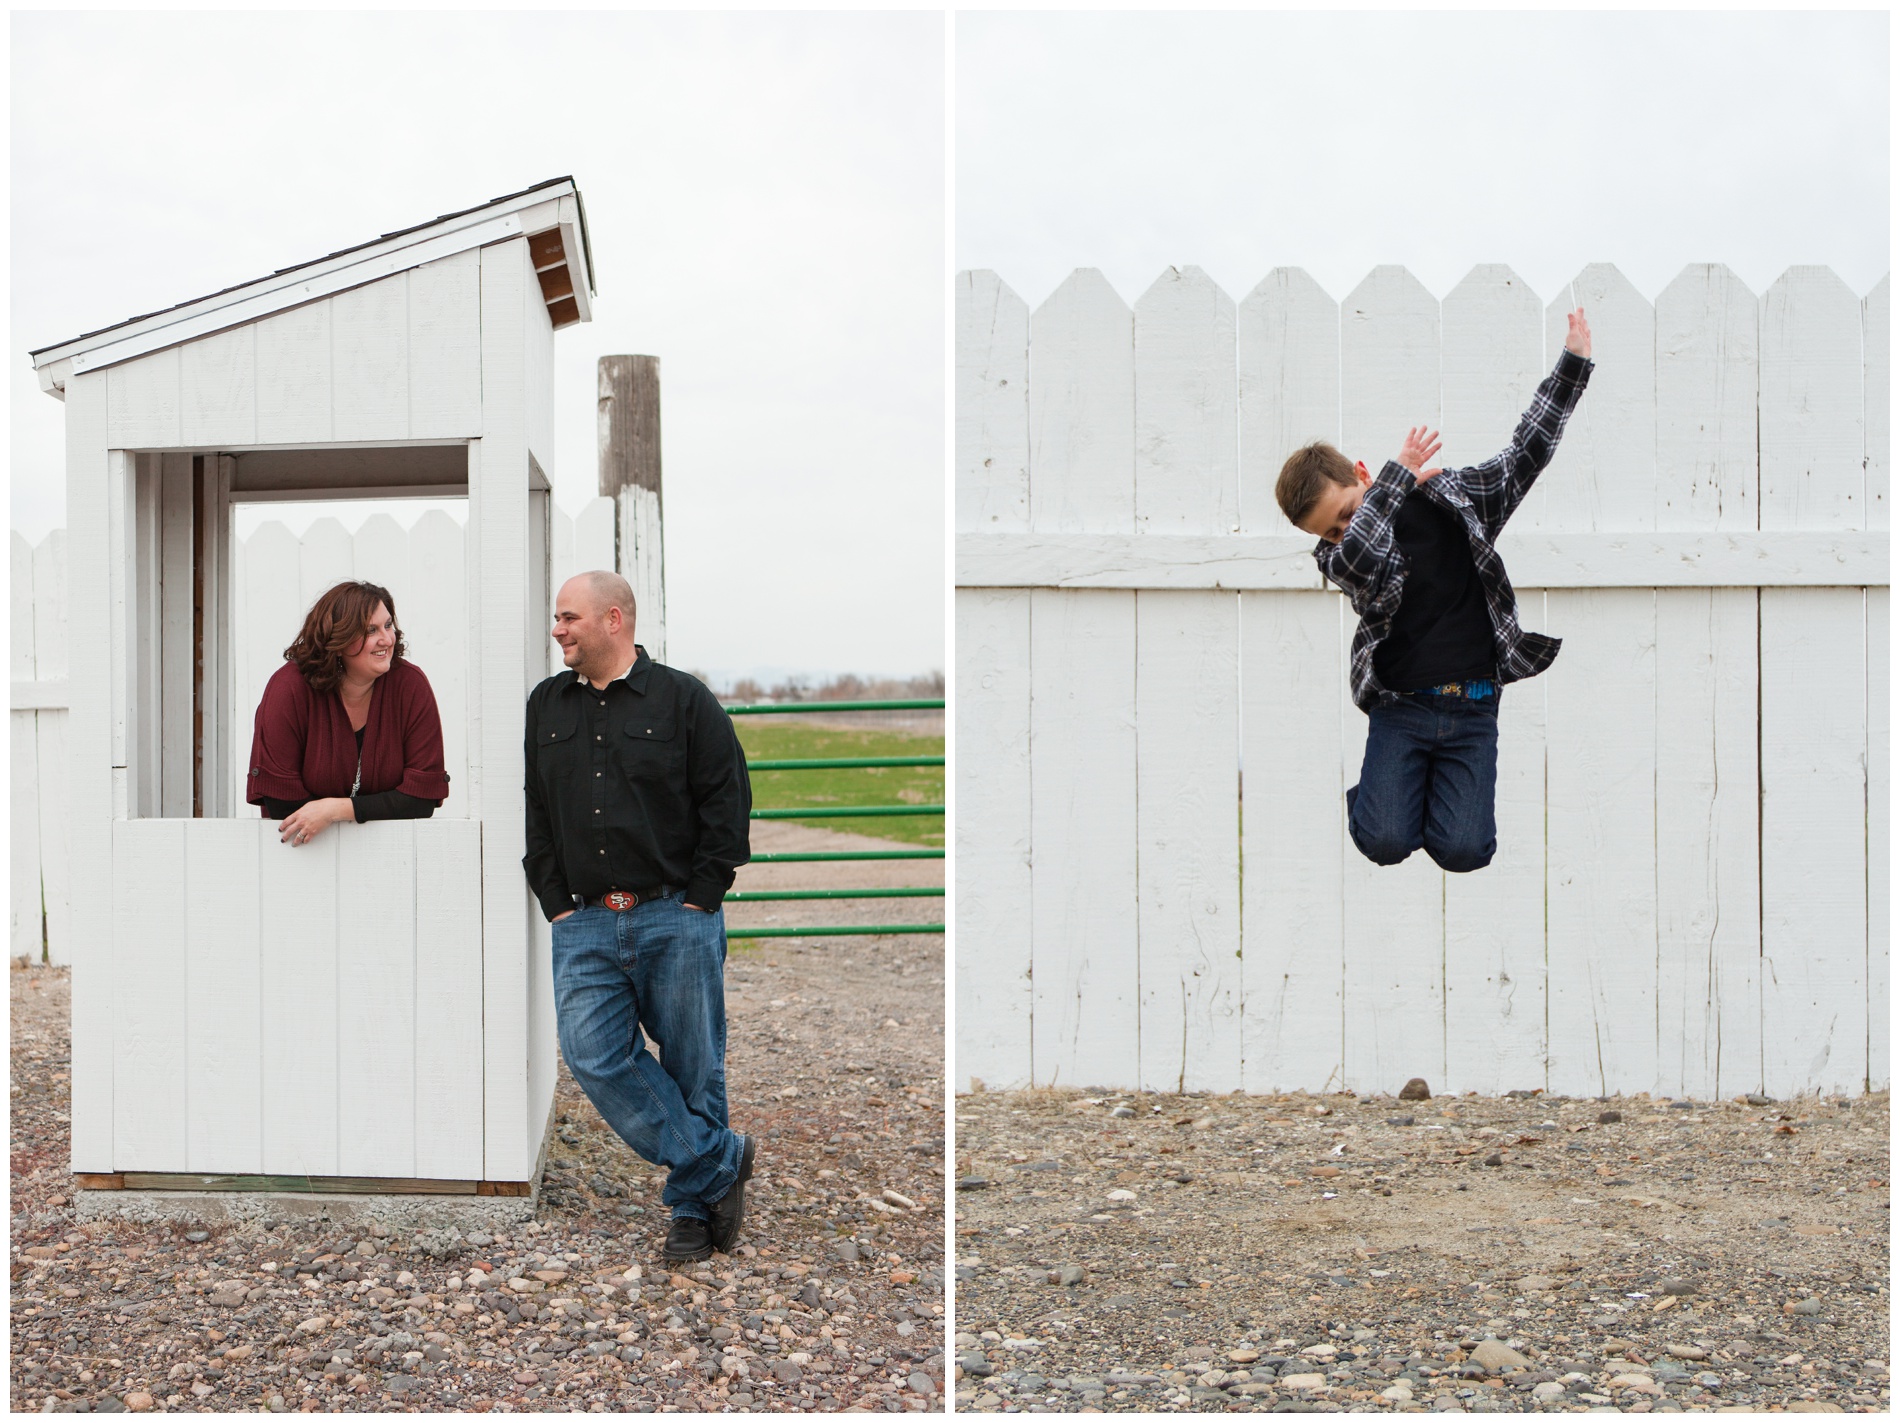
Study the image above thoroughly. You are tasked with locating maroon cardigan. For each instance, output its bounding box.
[246,657,450,809]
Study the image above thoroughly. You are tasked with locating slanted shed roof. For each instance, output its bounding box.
[31,176,594,392]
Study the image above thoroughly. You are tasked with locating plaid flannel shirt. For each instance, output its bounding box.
[1316,348,1594,712]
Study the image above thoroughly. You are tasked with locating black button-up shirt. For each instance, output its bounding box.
[522,646,751,921]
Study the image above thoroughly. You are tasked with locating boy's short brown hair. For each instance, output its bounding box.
[1276,442,1357,527]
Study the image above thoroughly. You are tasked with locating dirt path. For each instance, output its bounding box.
[953,1086,1889,1413]
[9,873,945,1414]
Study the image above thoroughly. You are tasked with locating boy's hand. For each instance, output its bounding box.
[1564,307,1591,359]
[1398,426,1443,483]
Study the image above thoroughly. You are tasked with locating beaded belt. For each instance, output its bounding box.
[1411,679,1496,700]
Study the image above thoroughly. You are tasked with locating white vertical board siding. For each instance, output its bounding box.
[1543,266,1657,532]
[1029,590,1138,1089]
[415,821,485,1179]
[573,497,617,578]
[1760,589,1867,1095]
[1655,265,1758,532]
[1134,267,1238,535]
[477,239,536,1180]
[1866,590,1889,1090]
[111,820,188,1169]
[65,374,114,1170]
[254,302,335,447]
[298,516,356,611]
[1865,277,1889,532]
[1238,269,1338,535]
[408,250,484,438]
[407,510,469,811]
[956,270,1030,534]
[1239,592,1345,1093]
[11,533,42,960]
[180,324,257,447]
[184,820,262,1172]
[106,347,183,449]
[1440,267,1548,1091]
[331,278,411,443]
[1030,270,1135,534]
[1338,265,1443,1095]
[233,521,303,813]
[260,831,340,1174]
[955,588,1033,1090]
[1762,268,1866,531]
[337,824,417,1177]
[35,532,72,966]
[1135,590,1240,1092]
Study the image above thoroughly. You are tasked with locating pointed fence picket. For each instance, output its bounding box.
[957,260,1890,1102]
[12,497,619,965]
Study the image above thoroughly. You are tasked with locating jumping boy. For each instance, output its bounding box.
[1274,309,1594,872]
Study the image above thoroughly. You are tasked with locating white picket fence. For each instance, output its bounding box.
[957,261,1889,1102]
[11,496,619,966]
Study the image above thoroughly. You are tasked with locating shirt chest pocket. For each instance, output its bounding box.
[620,716,681,781]
[535,717,581,777]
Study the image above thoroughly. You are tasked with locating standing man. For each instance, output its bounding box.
[524,570,755,1263]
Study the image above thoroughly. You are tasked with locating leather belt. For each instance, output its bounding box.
[574,886,674,912]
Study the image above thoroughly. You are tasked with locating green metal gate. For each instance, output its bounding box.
[723,698,944,939]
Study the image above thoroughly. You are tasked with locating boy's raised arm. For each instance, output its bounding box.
[1458,307,1595,534]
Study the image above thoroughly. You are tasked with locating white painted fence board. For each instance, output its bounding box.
[1340,265,1438,472]
[1029,270,1134,534]
[254,300,334,446]
[298,516,355,612]
[573,496,616,578]
[1029,589,1138,1089]
[11,534,41,960]
[234,521,302,813]
[415,821,484,1179]
[1762,267,1865,533]
[1238,268,1338,535]
[954,588,1033,1091]
[111,819,188,1169]
[1134,590,1240,1093]
[185,820,262,1172]
[1542,265,1656,532]
[406,509,467,810]
[1336,265,1443,1097]
[1655,264,1757,533]
[1441,265,1543,524]
[180,323,257,447]
[1544,589,1658,1096]
[407,249,483,438]
[1760,587,1866,1096]
[65,375,114,1170]
[957,530,1888,590]
[1654,588,1760,1100]
[956,270,1030,534]
[337,822,417,1177]
[331,276,411,443]
[1443,632,1548,1095]
[1239,591,1344,1094]
[260,831,340,1174]
[617,485,666,663]
[1867,589,1889,1089]
[1866,276,1889,532]
[1134,267,1237,536]
[106,347,182,449]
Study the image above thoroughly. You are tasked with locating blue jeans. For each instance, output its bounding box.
[550,895,746,1221]
[1346,692,1500,873]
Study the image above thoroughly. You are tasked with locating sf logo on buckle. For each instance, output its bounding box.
[603,890,637,911]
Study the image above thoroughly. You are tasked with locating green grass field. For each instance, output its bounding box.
[734,720,944,847]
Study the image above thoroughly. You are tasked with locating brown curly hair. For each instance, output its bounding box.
[285,581,407,695]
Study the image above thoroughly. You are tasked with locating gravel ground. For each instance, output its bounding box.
[10,856,946,1415]
[953,1085,1889,1413]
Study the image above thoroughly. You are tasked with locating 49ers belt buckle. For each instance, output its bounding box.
[603,890,638,911]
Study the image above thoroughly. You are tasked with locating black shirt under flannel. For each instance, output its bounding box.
[522,646,752,920]
[1315,348,1594,713]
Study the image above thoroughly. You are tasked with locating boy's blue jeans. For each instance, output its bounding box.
[1346,691,1500,873]
[550,895,747,1221]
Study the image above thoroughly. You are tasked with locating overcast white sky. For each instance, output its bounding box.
[958,10,1888,310]
[12,11,943,681]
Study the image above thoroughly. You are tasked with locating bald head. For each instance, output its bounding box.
[552,570,639,684]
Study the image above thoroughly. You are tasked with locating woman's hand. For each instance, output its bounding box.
[279,797,355,846]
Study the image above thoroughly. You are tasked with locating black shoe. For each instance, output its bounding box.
[662,1216,712,1264]
[708,1135,757,1253]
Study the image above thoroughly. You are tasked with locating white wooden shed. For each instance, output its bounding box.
[30,177,595,1196]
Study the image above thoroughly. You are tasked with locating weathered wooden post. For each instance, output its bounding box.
[597,355,666,662]
[29,177,596,1223]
